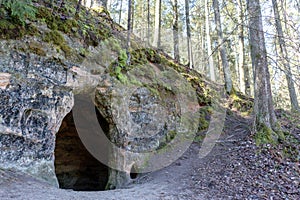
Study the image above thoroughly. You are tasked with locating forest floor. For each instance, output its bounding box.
[0,110,299,200]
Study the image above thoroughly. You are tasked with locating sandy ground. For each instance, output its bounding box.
[0,144,204,200]
[1,112,299,200]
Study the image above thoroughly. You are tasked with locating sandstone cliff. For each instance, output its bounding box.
[0,0,215,190]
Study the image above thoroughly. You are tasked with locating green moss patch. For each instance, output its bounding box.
[255,124,278,146]
[0,18,40,39]
[0,19,22,39]
[229,91,253,114]
[28,42,46,56]
[43,30,71,56]
[36,6,78,34]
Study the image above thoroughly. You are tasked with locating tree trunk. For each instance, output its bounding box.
[75,0,82,16]
[118,0,123,24]
[247,0,277,130]
[234,43,240,89]
[147,0,150,46]
[172,0,180,62]
[131,0,135,32]
[102,0,108,8]
[77,0,107,10]
[185,0,193,68]
[212,0,233,93]
[107,0,111,10]
[153,0,162,48]
[205,0,215,81]
[272,0,300,111]
[237,0,251,95]
[126,0,132,65]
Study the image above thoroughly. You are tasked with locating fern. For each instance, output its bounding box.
[0,0,36,26]
[118,49,128,67]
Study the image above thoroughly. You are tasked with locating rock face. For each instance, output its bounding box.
[0,3,199,190]
[94,66,199,189]
[0,41,74,186]
[0,33,102,186]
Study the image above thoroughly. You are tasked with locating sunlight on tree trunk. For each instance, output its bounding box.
[213,0,232,93]
[118,0,123,24]
[153,0,162,48]
[247,0,278,131]
[185,0,193,69]
[131,0,135,31]
[205,0,215,81]
[237,0,251,95]
[126,0,132,65]
[172,0,180,62]
[272,0,300,111]
[147,0,150,47]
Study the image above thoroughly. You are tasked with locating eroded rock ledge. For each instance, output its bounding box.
[0,38,200,190]
[0,1,202,190]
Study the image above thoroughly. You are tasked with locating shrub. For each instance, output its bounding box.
[0,0,36,26]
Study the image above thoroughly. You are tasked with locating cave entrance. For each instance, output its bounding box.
[54,111,109,191]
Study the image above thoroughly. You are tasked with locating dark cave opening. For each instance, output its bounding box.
[130,165,138,179]
[54,111,109,191]
[130,171,138,180]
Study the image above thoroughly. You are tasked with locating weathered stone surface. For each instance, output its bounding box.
[0,34,102,186]
[0,44,75,186]
[94,65,199,189]
[0,73,10,89]
[0,5,199,191]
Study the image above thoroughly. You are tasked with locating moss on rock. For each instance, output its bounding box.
[0,19,22,39]
[254,122,286,146]
[229,91,253,115]
[28,42,46,56]
[255,124,277,146]
[43,30,71,56]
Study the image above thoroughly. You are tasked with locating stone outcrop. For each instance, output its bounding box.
[0,2,200,190]
[0,40,74,186]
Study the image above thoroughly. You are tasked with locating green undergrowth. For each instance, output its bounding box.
[281,131,299,161]
[0,0,38,39]
[275,109,300,161]
[254,112,300,161]
[36,6,78,35]
[256,130,300,162]
[129,48,215,107]
[35,1,113,44]
[0,18,39,39]
[0,0,36,25]
[193,106,213,143]
[254,124,279,146]
[229,90,253,115]
[0,0,115,59]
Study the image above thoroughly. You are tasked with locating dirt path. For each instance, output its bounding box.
[1,112,299,200]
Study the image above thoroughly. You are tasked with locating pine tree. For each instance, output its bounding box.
[126,0,133,65]
[172,0,180,62]
[247,0,278,131]
[237,0,251,95]
[212,0,232,93]
[153,0,162,48]
[185,0,193,68]
[272,0,299,111]
[205,0,215,81]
